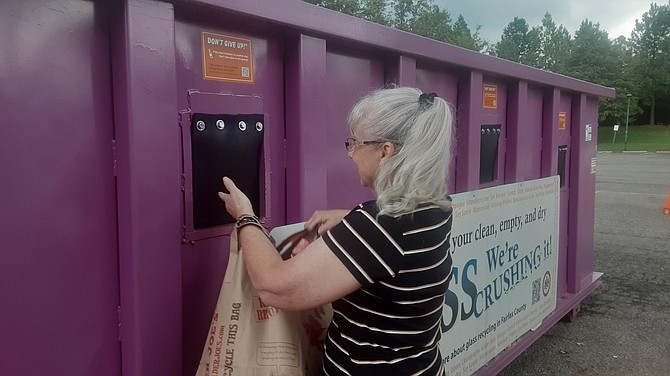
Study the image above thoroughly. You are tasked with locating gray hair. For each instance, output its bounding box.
[348,86,454,217]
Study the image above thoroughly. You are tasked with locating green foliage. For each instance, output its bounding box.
[302,0,486,51]
[494,17,541,66]
[389,0,458,45]
[451,15,488,51]
[303,0,360,15]
[565,21,637,127]
[598,37,643,126]
[597,125,670,152]
[303,0,670,126]
[535,13,572,73]
[630,2,670,125]
[489,8,668,127]
[492,13,573,73]
[565,20,617,84]
[359,0,390,25]
[396,1,453,43]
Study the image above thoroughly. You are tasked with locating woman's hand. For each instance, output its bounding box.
[304,210,349,236]
[291,238,312,256]
[217,177,254,219]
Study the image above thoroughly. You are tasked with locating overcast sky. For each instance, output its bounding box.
[434,0,654,42]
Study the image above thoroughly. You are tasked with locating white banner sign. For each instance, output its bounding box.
[440,176,560,375]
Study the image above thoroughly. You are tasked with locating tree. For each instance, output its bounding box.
[389,0,451,41]
[303,0,489,51]
[494,17,541,66]
[451,15,487,51]
[598,36,642,126]
[612,37,642,124]
[630,2,670,125]
[359,0,390,26]
[391,0,415,31]
[303,0,361,16]
[405,2,453,43]
[565,20,627,126]
[565,20,617,83]
[535,13,572,73]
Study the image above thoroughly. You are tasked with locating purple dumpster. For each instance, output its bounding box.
[0,0,613,375]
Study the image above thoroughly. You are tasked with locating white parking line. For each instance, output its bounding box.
[595,190,666,197]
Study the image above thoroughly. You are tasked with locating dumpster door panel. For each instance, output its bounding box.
[174,15,287,375]
[525,86,544,179]
[416,66,458,192]
[480,80,507,188]
[0,1,121,375]
[325,50,385,208]
[556,95,572,294]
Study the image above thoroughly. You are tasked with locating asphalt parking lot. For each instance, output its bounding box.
[498,152,670,375]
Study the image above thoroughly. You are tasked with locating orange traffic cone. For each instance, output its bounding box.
[664,191,670,215]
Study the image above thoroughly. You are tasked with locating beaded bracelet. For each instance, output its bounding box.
[235,214,272,239]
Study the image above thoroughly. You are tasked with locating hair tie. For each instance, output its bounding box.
[419,92,438,110]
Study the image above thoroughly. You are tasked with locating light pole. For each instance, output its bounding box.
[624,93,632,151]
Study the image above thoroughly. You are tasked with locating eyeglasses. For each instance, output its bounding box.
[344,137,386,152]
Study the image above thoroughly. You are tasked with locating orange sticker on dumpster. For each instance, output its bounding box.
[202,32,254,84]
[558,112,566,130]
[483,84,497,109]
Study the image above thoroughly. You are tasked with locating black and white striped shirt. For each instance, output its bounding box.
[322,200,453,375]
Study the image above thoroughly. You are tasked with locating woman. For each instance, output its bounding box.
[219,86,454,375]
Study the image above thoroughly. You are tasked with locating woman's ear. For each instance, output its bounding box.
[379,141,396,164]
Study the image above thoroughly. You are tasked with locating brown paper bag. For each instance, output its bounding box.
[196,229,332,376]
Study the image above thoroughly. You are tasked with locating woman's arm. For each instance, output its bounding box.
[219,177,361,311]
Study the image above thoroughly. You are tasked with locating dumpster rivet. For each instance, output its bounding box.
[255,121,263,131]
[481,129,485,134]
[216,120,225,130]
[486,128,491,134]
[196,120,205,131]
[238,121,247,131]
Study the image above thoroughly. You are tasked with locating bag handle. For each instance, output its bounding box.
[276,229,317,260]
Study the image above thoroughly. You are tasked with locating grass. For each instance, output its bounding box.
[598,125,670,152]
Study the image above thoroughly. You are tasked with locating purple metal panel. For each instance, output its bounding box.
[526,86,545,179]
[111,1,182,375]
[1,1,612,375]
[478,91,603,376]
[415,66,459,193]
[456,75,507,192]
[506,81,528,183]
[556,94,573,296]
[172,11,287,374]
[506,82,543,183]
[567,94,598,293]
[198,0,614,98]
[178,92,265,242]
[163,2,606,375]
[541,88,560,179]
[285,35,329,222]
[173,10,286,228]
[388,55,417,87]
[481,79,507,189]
[324,49,384,208]
[456,71,484,193]
[540,88,567,297]
[0,1,121,375]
